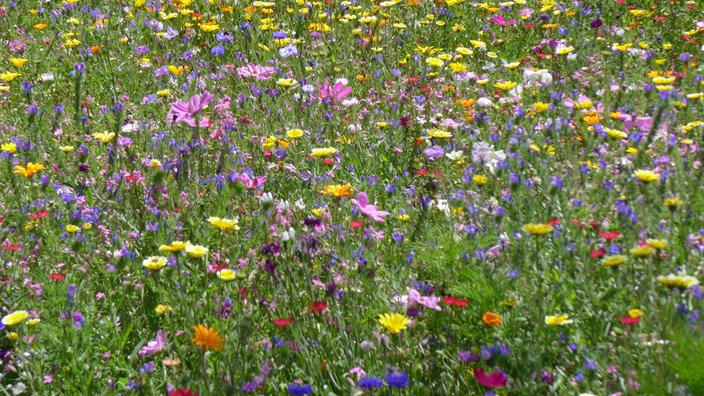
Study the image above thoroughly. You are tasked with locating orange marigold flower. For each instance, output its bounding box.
[13,162,45,178]
[191,325,225,352]
[482,312,502,327]
[322,183,353,198]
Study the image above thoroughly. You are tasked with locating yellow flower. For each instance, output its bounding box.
[92,131,116,143]
[26,318,41,326]
[378,312,410,334]
[1,142,17,153]
[286,129,304,139]
[613,43,633,52]
[657,273,699,289]
[426,57,444,68]
[664,197,683,208]
[427,129,452,138]
[10,58,28,68]
[13,162,45,178]
[630,245,655,257]
[7,332,18,341]
[276,78,297,87]
[65,224,80,233]
[522,223,553,236]
[2,311,29,326]
[191,324,225,352]
[604,128,627,139]
[143,256,168,271]
[601,255,627,267]
[310,147,338,157]
[198,21,219,32]
[59,146,75,153]
[159,241,191,253]
[633,169,660,183]
[473,175,488,185]
[533,102,550,113]
[448,62,468,73]
[208,217,239,232]
[217,269,236,281]
[157,89,171,97]
[155,304,173,315]
[321,183,353,198]
[494,81,518,91]
[186,244,208,259]
[168,65,187,76]
[556,46,574,55]
[646,239,667,249]
[0,72,21,82]
[628,309,644,318]
[545,315,573,326]
[456,46,473,56]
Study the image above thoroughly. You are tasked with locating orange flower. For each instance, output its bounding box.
[482,312,502,327]
[191,325,225,352]
[322,183,353,199]
[13,162,45,178]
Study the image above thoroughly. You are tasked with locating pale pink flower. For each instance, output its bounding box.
[138,329,166,356]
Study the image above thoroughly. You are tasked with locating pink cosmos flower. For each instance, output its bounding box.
[166,92,213,128]
[351,192,390,222]
[236,63,276,80]
[138,329,166,356]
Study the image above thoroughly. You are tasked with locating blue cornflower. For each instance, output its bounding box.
[359,376,384,389]
[386,372,409,388]
[287,383,312,395]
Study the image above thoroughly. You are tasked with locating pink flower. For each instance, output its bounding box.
[351,192,390,222]
[474,368,508,389]
[319,79,352,103]
[238,173,267,190]
[166,92,213,128]
[138,329,166,356]
[236,63,275,80]
[406,288,442,311]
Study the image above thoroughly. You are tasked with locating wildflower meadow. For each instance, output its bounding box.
[2,0,704,395]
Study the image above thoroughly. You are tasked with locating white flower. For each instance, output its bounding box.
[476,97,493,107]
[445,150,464,161]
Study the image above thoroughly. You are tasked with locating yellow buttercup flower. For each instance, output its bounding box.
[545,315,573,325]
[10,58,28,68]
[1,142,17,153]
[65,224,80,233]
[473,175,488,185]
[217,269,236,281]
[92,131,116,143]
[2,311,29,327]
[0,72,21,82]
[630,245,655,257]
[155,304,173,315]
[494,81,518,91]
[208,217,240,232]
[602,255,627,267]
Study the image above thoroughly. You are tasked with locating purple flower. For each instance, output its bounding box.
[72,311,85,329]
[424,145,444,160]
[138,329,166,356]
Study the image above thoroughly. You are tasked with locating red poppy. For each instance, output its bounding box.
[590,248,606,259]
[407,77,420,83]
[415,169,429,176]
[324,158,334,165]
[549,218,561,226]
[49,273,67,281]
[350,220,365,229]
[617,315,641,326]
[273,317,294,328]
[442,296,469,308]
[29,209,49,220]
[310,301,327,312]
[599,232,621,241]
[1,242,22,251]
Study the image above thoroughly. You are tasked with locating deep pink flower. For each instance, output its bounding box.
[238,173,267,189]
[166,92,213,128]
[351,192,390,222]
[318,79,352,103]
[474,368,508,389]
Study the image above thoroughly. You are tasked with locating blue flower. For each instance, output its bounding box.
[386,372,409,388]
[359,376,384,389]
[287,383,312,395]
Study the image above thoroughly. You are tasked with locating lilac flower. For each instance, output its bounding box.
[138,329,166,356]
[424,145,444,160]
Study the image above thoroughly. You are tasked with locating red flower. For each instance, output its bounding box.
[1,242,22,251]
[589,221,601,231]
[415,169,428,176]
[350,220,365,229]
[0,217,4,224]
[617,315,641,326]
[273,317,294,328]
[29,209,49,220]
[590,248,606,259]
[323,158,334,165]
[599,232,621,241]
[49,273,67,281]
[310,301,327,312]
[549,218,561,226]
[442,296,469,308]
[474,368,508,389]
[169,389,199,396]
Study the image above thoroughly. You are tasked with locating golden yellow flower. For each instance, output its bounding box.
[159,241,191,253]
[426,57,444,68]
[494,81,518,91]
[633,169,660,183]
[522,223,553,236]
[2,311,29,326]
[657,273,699,289]
[664,197,683,208]
[155,304,173,315]
[604,128,627,139]
[286,129,304,139]
[208,217,239,232]
[630,246,655,257]
[601,255,627,267]
[628,308,644,318]
[0,72,21,82]
[9,58,28,68]
[533,102,549,113]
[321,183,353,198]
[191,324,225,351]
[646,239,667,250]
[378,312,410,334]
[143,256,168,271]
[65,224,80,233]
[92,131,116,143]
[473,175,488,186]
[13,162,45,178]
[427,129,452,138]
[310,147,338,157]
[1,142,17,153]
[545,315,573,325]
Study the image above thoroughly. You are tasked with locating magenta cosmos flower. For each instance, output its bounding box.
[474,368,508,389]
